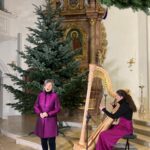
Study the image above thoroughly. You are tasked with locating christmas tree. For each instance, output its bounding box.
[4,0,87,114]
[100,0,150,15]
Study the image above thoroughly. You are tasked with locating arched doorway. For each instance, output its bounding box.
[0,70,3,118]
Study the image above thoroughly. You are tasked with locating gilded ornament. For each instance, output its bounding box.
[97,22,108,65]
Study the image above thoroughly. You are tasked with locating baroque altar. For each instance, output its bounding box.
[52,0,108,67]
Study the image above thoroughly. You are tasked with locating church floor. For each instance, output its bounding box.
[0,112,150,150]
[0,133,35,150]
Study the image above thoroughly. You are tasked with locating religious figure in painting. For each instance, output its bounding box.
[71,30,82,51]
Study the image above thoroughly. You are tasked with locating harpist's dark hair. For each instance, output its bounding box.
[116,89,137,112]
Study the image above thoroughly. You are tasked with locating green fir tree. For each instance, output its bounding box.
[4,0,87,114]
[100,0,150,15]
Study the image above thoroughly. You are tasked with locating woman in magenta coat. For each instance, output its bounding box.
[34,79,61,150]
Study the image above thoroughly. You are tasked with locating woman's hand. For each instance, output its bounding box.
[40,113,44,118]
[40,112,48,118]
[43,112,48,118]
[99,104,105,111]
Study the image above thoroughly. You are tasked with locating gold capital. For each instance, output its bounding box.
[90,19,96,25]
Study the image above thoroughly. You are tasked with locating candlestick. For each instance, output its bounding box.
[104,93,107,108]
[139,85,145,114]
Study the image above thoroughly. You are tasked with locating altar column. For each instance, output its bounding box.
[89,18,96,64]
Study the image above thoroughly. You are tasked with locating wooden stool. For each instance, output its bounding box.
[123,134,137,150]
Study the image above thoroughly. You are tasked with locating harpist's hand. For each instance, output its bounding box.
[99,104,105,111]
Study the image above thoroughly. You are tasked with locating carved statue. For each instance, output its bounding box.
[59,0,64,8]
[84,0,89,7]
[69,0,78,6]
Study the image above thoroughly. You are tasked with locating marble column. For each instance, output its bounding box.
[138,12,149,112]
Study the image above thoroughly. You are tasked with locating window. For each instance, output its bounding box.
[0,0,4,10]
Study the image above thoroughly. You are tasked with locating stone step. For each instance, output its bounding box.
[0,133,35,150]
[118,139,150,150]
[128,142,150,150]
[134,124,150,136]
[133,119,150,127]
[114,143,137,150]
[132,133,150,147]
[133,115,150,148]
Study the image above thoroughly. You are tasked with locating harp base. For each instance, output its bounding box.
[73,142,86,150]
[73,142,96,150]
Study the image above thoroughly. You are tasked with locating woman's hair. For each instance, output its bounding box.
[43,79,54,90]
[116,89,137,112]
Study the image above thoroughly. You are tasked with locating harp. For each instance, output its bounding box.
[73,64,117,150]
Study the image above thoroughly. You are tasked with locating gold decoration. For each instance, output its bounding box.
[127,57,135,71]
[90,19,96,25]
[98,22,108,65]
[70,30,79,39]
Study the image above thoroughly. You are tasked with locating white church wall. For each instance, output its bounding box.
[0,70,2,118]
[0,0,45,118]
[5,0,45,69]
[0,10,16,40]
[148,15,150,112]
[103,7,140,109]
[0,39,20,118]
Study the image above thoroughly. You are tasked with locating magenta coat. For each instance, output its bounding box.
[34,91,61,138]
